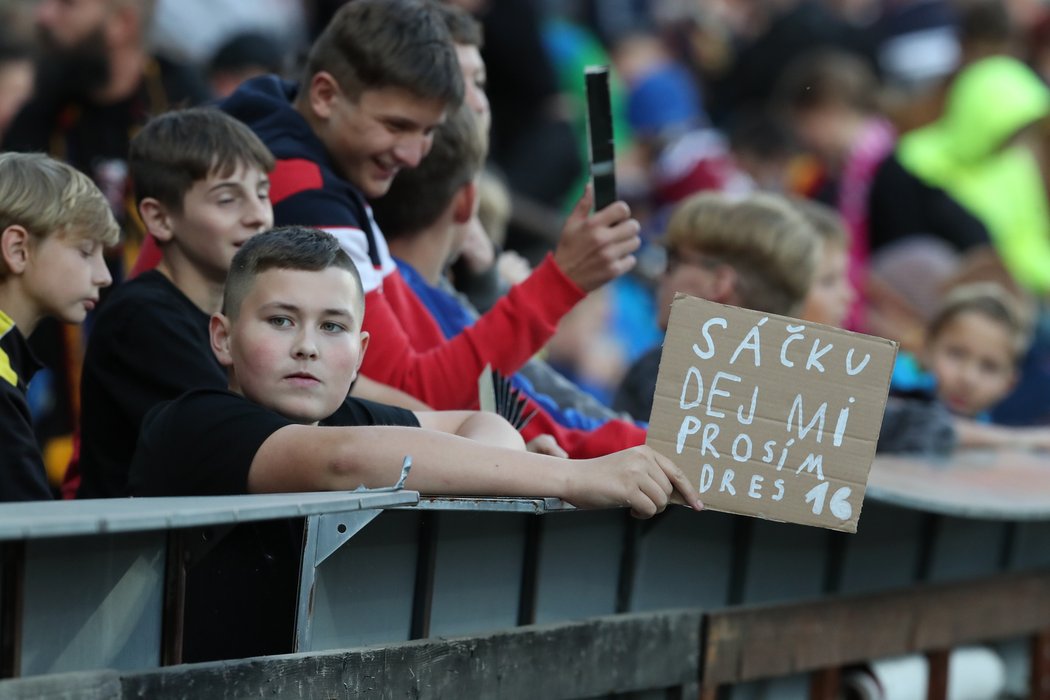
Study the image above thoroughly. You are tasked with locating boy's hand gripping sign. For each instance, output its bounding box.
[647,294,898,532]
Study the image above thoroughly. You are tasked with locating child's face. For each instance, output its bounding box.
[316,84,447,199]
[22,229,112,324]
[215,267,368,424]
[793,104,851,164]
[0,60,33,136]
[926,311,1017,418]
[802,243,854,327]
[167,163,272,282]
[455,43,490,133]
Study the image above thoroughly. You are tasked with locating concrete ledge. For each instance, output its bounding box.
[0,670,120,700]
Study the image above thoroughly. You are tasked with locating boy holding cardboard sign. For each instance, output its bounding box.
[614,191,897,531]
[615,192,820,422]
[131,226,701,514]
[128,226,701,661]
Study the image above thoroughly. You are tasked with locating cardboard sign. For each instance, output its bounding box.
[646,294,898,532]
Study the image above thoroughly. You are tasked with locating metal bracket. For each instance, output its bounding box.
[313,509,383,568]
[295,458,412,652]
[295,507,385,652]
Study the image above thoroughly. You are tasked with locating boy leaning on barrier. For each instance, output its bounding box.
[127,226,701,662]
[129,226,701,517]
[0,152,118,501]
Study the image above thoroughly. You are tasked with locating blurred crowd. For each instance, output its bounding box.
[4,0,1050,488]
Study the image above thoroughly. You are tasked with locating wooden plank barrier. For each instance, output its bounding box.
[121,611,704,700]
[701,569,1050,693]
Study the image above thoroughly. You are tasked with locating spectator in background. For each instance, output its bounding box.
[612,31,754,210]
[0,33,34,144]
[778,50,896,330]
[6,0,210,238]
[922,283,1028,421]
[868,0,960,134]
[875,55,1050,296]
[207,32,284,99]
[888,282,1050,450]
[872,0,960,93]
[705,0,871,124]
[614,192,819,422]
[795,198,856,329]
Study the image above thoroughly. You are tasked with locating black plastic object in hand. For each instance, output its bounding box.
[585,65,616,211]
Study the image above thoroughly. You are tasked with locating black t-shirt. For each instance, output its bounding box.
[613,345,662,424]
[868,154,991,253]
[128,388,418,662]
[79,271,225,498]
[129,388,419,497]
[0,315,53,501]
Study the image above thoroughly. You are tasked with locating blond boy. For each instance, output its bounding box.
[0,152,118,500]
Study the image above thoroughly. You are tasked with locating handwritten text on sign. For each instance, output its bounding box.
[646,294,897,532]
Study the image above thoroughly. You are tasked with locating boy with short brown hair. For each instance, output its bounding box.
[76,107,275,498]
[129,226,701,661]
[0,152,118,500]
[132,225,700,510]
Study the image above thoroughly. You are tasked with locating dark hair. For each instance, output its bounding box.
[777,50,879,115]
[208,31,284,77]
[305,0,463,105]
[129,107,275,211]
[435,2,483,47]
[372,103,485,239]
[223,226,364,319]
[728,110,796,160]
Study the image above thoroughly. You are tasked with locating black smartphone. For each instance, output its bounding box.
[585,65,616,211]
